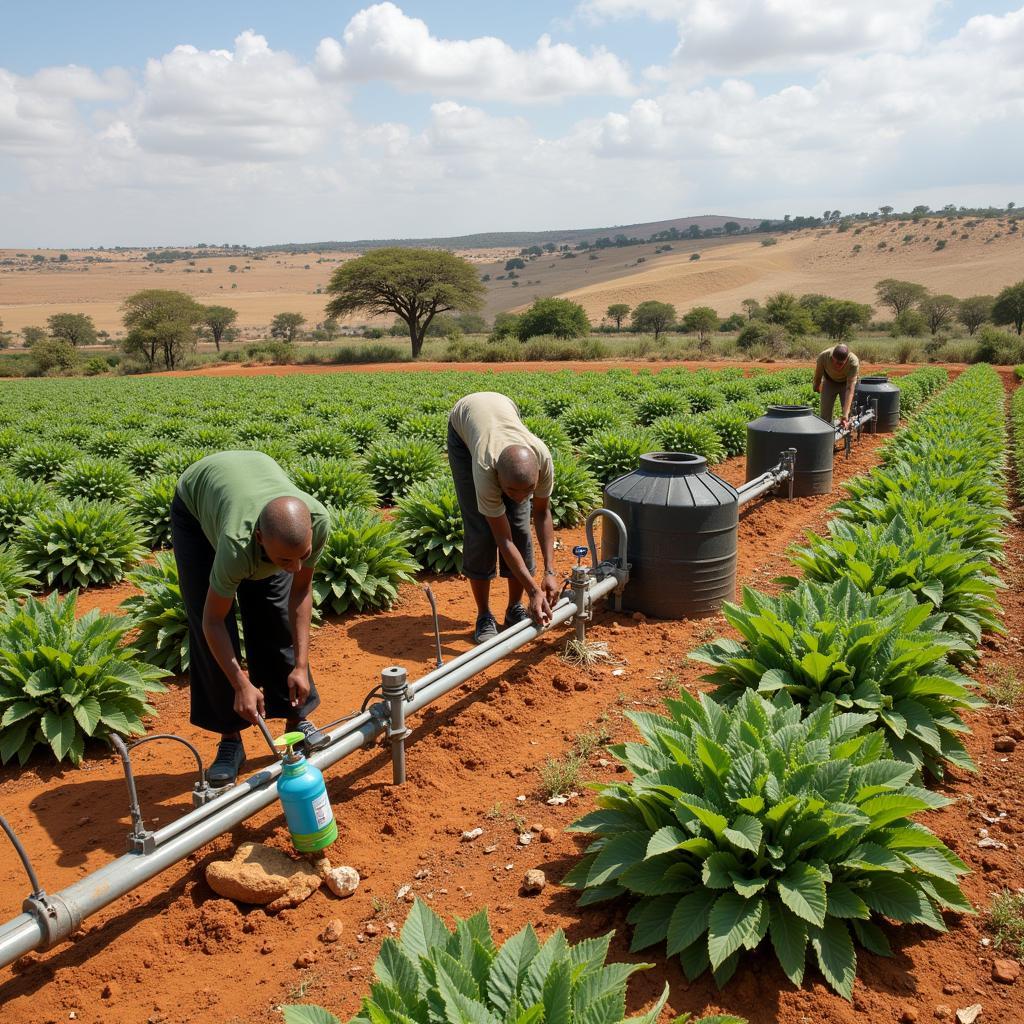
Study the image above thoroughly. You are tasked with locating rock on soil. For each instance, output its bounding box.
[955,1005,982,1024]
[204,842,321,912]
[521,869,546,895]
[994,735,1017,752]
[325,865,360,898]
[992,959,1021,985]
[320,919,344,943]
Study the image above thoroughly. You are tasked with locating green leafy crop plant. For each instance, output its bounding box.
[295,427,356,460]
[56,457,137,503]
[692,579,982,780]
[12,440,76,482]
[121,552,191,675]
[582,428,655,485]
[787,515,1004,650]
[0,592,167,766]
[15,499,147,589]
[550,455,600,528]
[565,689,970,1000]
[0,478,56,544]
[0,545,39,601]
[651,418,726,464]
[129,474,177,548]
[313,506,419,615]
[365,438,444,505]
[395,476,464,573]
[284,898,686,1024]
[289,457,379,511]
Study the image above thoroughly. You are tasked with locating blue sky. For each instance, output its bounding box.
[1,2,1022,245]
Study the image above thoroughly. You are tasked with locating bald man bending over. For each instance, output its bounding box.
[448,392,559,644]
[172,451,332,785]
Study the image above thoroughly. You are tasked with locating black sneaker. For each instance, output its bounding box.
[503,603,531,629]
[208,738,245,787]
[293,718,330,754]
[472,612,499,644]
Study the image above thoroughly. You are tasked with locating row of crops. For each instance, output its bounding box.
[0,365,947,768]
[561,364,1006,1000]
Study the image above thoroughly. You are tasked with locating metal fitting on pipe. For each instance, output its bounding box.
[110,735,156,855]
[380,666,410,785]
[736,449,796,507]
[570,563,591,644]
[584,508,630,610]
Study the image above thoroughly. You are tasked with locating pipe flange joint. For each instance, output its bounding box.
[380,666,410,700]
[22,892,80,949]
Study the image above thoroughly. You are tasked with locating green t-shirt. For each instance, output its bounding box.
[176,451,331,598]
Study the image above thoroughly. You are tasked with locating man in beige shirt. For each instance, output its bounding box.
[448,392,559,643]
[813,343,860,427]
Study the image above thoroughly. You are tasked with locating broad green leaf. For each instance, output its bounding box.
[775,864,826,927]
[809,918,856,1000]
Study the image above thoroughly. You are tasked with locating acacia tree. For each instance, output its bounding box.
[957,295,994,335]
[121,289,204,370]
[920,293,959,335]
[516,298,590,340]
[992,281,1024,335]
[875,278,928,318]
[741,298,761,320]
[681,305,719,345]
[606,303,630,330]
[202,305,238,351]
[813,299,872,341]
[270,312,306,342]
[47,312,97,346]
[631,300,676,341]
[324,248,485,358]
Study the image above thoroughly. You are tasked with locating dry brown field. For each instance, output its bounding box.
[1,216,1021,337]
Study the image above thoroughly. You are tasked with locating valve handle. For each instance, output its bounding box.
[572,545,588,565]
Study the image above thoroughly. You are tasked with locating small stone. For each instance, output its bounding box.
[934,1008,952,1021]
[943,984,963,996]
[632,611,646,622]
[347,966,364,979]
[483,844,498,854]
[320,919,344,943]
[101,982,119,1000]
[978,837,1008,850]
[540,828,556,843]
[515,795,526,803]
[980,938,992,948]
[311,855,332,880]
[546,795,568,806]
[414,868,430,880]
[294,950,318,968]
[461,828,484,842]
[325,866,360,898]
[531,823,543,832]
[521,869,546,896]
[994,736,1017,753]
[396,884,411,900]
[364,921,380,937]
[518,833,532,846]
[992,959,1020,985]
[77,816,91,826]
[901,1011,919,1024]
[611,669,625,677]
[260,940,273,955]
[955,1005,982,1024]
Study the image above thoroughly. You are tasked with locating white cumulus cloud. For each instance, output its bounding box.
[315,2,634,100]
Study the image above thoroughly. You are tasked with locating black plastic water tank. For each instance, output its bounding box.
[856,376,900,432]
[746,405,834,497]
[602,452,738,619]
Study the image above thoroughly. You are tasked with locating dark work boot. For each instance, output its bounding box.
[208,737,245,786]
[503,603,530,630]
[472,612,499,644]
[293,718,330,754]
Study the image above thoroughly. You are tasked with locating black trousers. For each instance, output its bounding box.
[170,494,320,735]
[447,422,535,581]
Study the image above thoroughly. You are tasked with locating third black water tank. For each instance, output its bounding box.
[746,405,835,497]
[602,452,738,619]
[855,375,901,432]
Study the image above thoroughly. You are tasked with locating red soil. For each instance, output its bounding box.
[0,415,1021,1024]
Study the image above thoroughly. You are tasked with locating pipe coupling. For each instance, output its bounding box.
[22,892,81,950]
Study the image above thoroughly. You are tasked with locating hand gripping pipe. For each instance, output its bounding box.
[834,401,877,458]
[0,520,628,970]
[735,447,797,507]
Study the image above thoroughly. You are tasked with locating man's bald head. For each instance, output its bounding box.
[496,444,539,501]
[258,496,312,552]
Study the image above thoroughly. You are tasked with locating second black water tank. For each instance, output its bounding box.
[602,452,738,619]
[746,405,835,497]
[856,375,901,431]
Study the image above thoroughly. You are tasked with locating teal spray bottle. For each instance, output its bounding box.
[273,731,337,852]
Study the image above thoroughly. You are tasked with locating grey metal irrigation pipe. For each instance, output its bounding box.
[0,550,624,971]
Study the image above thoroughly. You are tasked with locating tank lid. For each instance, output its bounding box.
[765,404,814,418]
[638,451,708,476]
[859,375,890,383]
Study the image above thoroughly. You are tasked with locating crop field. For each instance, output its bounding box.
[0,362,1021,1024]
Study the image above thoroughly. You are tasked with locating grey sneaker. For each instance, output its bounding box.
[472,612,499,644]
[208,738,245,786]
[503,603,531,629]
[293,718,330,754]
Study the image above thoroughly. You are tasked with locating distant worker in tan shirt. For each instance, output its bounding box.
[813,343,860,428]
[448,392,559,644]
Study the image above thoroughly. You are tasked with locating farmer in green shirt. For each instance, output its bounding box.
[172,451,332,786]
[813,343,860,428]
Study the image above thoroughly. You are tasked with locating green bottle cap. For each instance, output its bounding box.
[274,731,306,759]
